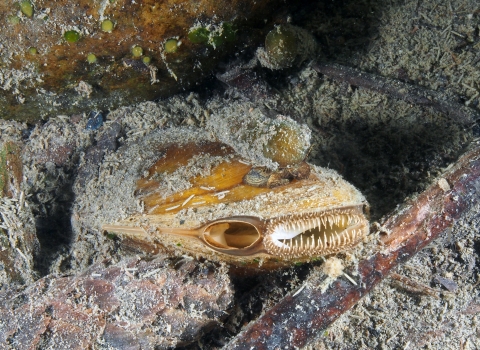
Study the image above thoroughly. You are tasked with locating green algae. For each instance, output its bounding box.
[64,30,80,43]
[87,53,97,63]
[101,19,114,33]
[131,45,143,57]
[189,23,236,48]
[164,39,178,53]
[19,0,33,18]
[7,15,20,25]
[188,27,210,44]
[210,22,236,47]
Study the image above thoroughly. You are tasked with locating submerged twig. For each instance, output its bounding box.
[390,272,440,299]
[312,62,479,125]
[227,142,480,349]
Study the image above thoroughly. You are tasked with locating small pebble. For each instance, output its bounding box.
[70,114,83,124]
[85,111,104,131]
[434,275,458,292]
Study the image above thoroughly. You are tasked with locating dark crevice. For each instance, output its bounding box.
[32,166,76,277]
[178,264,312,349]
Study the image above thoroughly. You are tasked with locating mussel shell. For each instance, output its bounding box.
[74,127,369,268]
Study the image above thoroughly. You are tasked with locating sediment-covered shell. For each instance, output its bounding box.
[88,127,369,268]
[256,24,318,70]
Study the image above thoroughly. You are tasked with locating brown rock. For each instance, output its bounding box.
[0,256,233,349]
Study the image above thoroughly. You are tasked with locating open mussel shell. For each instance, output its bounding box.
[97,128,369,268]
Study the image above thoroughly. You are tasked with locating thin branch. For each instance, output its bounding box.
[312,62,479,125]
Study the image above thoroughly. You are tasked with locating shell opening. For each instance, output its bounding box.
[266,210,367,257]
[204,222,261,250]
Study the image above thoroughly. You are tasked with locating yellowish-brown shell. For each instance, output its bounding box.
[97,129,369,268]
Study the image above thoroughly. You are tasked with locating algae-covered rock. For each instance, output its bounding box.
[0,0,284,122]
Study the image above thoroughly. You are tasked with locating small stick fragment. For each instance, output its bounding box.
[292,283,307,297]
[390,272,440,299]
[182,194,195,207]
[312,62,479,124]
[343,272,357,286]
[165,205,180,211]
[142,268,162,278]
[214,190,230,198]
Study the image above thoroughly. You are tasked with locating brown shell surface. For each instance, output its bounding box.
[101,131,369,267]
